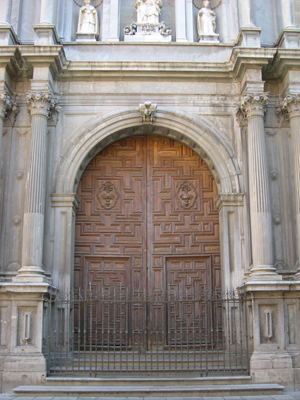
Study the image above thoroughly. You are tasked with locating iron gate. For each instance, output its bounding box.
[43,288,251,376]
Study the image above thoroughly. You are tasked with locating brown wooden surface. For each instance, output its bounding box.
[75,135,220,347]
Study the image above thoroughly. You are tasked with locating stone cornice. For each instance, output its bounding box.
[266,49,300,81]
[27,91,60,119]
[1,46,67,82]
[0,45,298,83]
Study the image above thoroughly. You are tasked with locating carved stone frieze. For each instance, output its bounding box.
[97,181,119,209]
[27,91,61,119]
[276,93,300,121]
[176,180,197,209]
[236,93,269,125]
[0,91,18,121]
[139,102,157,124]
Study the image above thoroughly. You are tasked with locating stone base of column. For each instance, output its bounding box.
[249,266,282,281]
[33,24,60,45]
[277,28,300,49]
[251,351,294,389]
[12,267,49,284]
[236,27,262,48]
[0,24,18,45]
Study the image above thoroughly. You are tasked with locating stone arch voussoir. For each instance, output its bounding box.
[54,107,241,195]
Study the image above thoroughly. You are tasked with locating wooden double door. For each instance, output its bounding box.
[75,135,220,347]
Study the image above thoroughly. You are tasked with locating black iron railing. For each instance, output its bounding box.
[43,288,250,376]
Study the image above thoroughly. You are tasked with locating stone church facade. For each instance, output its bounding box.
[1,0,300,393]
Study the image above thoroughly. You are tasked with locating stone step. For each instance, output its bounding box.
[14,383,284,397]
[45,375,252,386]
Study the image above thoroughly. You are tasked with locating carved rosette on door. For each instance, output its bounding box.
[75,135,220,348]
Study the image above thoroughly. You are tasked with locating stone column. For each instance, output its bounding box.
[34,0,58,45]
[0,0,11,24]
[280,0,294,28]
[237,93,280,280]
[237,0,262,47]
[175,0,188,42]
[277,0,300,48]
[102,0,120,41]
[0,0,17,45]
[277,94,300,277]
[241,0,253,27]
[14,91,59,283]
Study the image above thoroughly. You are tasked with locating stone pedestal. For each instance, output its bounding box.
[0,24,18,45]
[237,27,261,48]
[0,283,53,392]
[244,282,297,390]
[199,33,219,43]
[33,25,60,46]
[76,32,98,42]
[124,23,171,43]
[277,28,300,49]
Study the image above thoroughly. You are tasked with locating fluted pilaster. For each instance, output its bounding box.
[14,91,59,283]
[277,94,300,276]
[237,93,280,280]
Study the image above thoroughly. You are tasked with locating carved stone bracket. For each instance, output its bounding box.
[139,102,157,124]
[276,93,300,122]
[236,93,269,125]
[27,91,61,119]
[0,92,18,121]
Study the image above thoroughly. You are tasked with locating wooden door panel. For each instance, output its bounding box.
[75,134,220,348]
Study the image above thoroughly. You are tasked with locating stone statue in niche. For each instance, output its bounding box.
[135,0,162,24]
[76,0,99,42]
[124,0,171,42]
[197,0,219,43]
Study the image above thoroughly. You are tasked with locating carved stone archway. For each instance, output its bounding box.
[51,107,244,293]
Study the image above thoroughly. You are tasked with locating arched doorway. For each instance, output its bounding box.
[75,134,220,293]
[74,134,221,349]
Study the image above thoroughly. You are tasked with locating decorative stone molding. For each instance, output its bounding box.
[27,91,60,119]
[16,170,24,180]
[0,92,18,120]
[13,216,22,226]
[139,102,157,124]
[215,193,244,210]
[270,170,279,180]
[276,93,300,121]
[236,93,269,123]
[273,215,281,225]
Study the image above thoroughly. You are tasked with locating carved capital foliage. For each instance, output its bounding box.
[236,93,269,125]
[27,91,61,119]
[139,102,157,124]
[276,94,300,121]
[0,91,18,121]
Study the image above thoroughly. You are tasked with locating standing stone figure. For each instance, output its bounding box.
[77,0,99,34]
[197,0,216,36]
[135,0,163,24]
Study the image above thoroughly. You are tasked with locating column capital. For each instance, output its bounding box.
[236,92,268,124]
[27,91,60,119]
[0,91,18,120]
[276,93,300,120]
